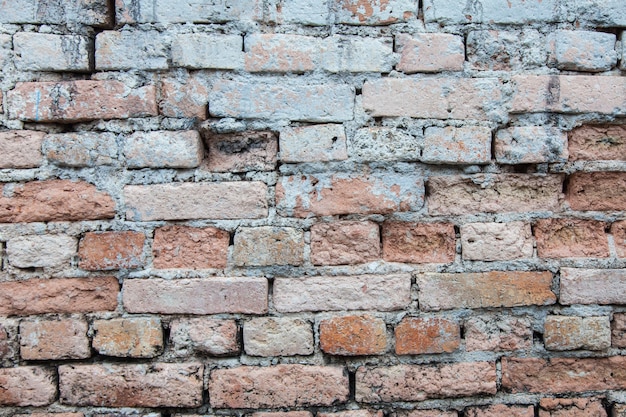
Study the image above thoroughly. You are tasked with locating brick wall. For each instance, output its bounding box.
[1,0,626,416]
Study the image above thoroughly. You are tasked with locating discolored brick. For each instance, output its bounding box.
[170,318,239,356]
[78,231,145,271]
[93,317,163,358]
[233,226,304,266]
[204,131,277,172]
[20,318,90,360]
[320,315,387,356]
[311,221,380,265]
[395,317,460,355]
[534,218,609,258]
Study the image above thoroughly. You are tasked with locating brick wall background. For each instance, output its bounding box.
[1,0,626,416]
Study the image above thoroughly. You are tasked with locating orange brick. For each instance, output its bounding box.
[382,222,456,263]
[152,225,229,269]
[311,221,380,265]
[568,124,626,161]
[534,219,609,258]
[395,317,460,355]
[93,317,163,358]
[567,172,626,211]
[79,231,145,270]
[320,315,387,356]
[20,318,90,360]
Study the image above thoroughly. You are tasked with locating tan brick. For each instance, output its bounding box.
[59,363,203,407]
[417,271,556,311]
[356,362,496,402]
[560,268,626,305]
[539,397,607,417]
[244,317,313,357]
[123,277,268,314]
[170,318,238,356]
[123,130,203,169]
[153,226,229,269]
[44,132,117,167]
[567,172,626,211]
[0,130,45,168]
[311,221,380,265]
[568,124,626,161]
[209,365,348,408]
[335,0,417,24]
[382,222,455,264]
[279,124,347,163]
[465,316,532,352]
[233,226,303,266]
[159,75,209,119]
[14,413,84,417]
[0,366,56,406]
[535,219,609,258]
[461,222,533,261]
[465,405,534,417]
[204,131,277,172]
[8,81,158,122]
[7,234,77,268]
[544,315,611,351]
[612,313,626,348]
[93,317,163,358]
[395,317,460,355]
[320,315,387,356]
[422,126,492,164]
[0,180,115,223]
[20,318,90,360]
[78,231,145,271]
[0,277,119,315]
[396,33,464,73]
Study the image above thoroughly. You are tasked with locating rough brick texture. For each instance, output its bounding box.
[382,222,456,263]
[170,318,239,356]
[560,268,626,305]
[0,130,45,168]
[534,219,609,258]
[544,315,611,351]
[244,317,313,357]
[233,227,304,266]
[465,316,533,352]
[568,124,626,161]
[320,315,387,355]
[20,318,90,360]
[78,231,145,270]
[0,367,56,406]
[311,221,380,265]
[152,226,229,269]
[566,172,626,211]
[92,318,163,358]
[395,317,460,355]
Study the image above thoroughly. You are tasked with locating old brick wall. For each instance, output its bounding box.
[1,0,626,416]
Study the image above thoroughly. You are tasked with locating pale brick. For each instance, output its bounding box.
[319,412,382,417]
[614,221,626,258]
[0,366,56,406]
[427,174,563,215]
[279,124,347,162]
[93,317,163,358]
[44,132,117,167]
[153,226,229,269]
[612,313,626,347]
[568,124,626,161]
[123,130,203,169]
[209,365,348,408]
[123,277,268,314]
[160,75,209,119]
[356,362,496,402]
[422,126,491,164]
[423,0,558,24]
[209,81,355,122]
[253,413,313,417]
[0,34,12,68]
[244,317,313,357]
[616,404,626,417]
[124,181,267,221]
[8,81,158,122]
[496,126,568,164]
[14,413,84,417]
[172,33,243,69]
[560,268,626,305]
[544,315,610,351]
[204,131,277,172]
[363,78,504,121]
[562,0,626,27]
[7,234,76,268]
[566,172,626,211]
[0,0,111,26]
[116,0,261,24]
[0,320,18,364]
[553,30,617,72]
[417,271,556,311]
[59,363,203,407]
[20,318,90,360]
[320,315,387,355]
[233,226,304,266]
[465,315,532,352]
[14,32,91,72]
[535,219,609,258]
[349,127,421,161]
[461,222,533,261]
[397,411,457,417]
[96,30,167,71]
[467,30,547,71]
[539,397,607,417]
[273,274,411,312]
[395,317,460,355]
[244,34,321,73]
[323,35,394,72]
[170,318,238,356]
[311,221,380,266]
[266,0,328,25]
[78,231,145,271]
[383,222,456,264]
[0,130,45,168]
[335,0,417,25]
[277,172,424,217]
[466,405,534,417]
[396,33,464,73]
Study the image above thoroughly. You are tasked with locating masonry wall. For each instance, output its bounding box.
[1,0,626,416]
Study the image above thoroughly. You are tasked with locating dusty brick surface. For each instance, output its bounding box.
[566,172,626,211]
[204,131,277,172]
[335,0,417,24]
[395,317,460,355]
[568,124,626,161]
[465,316,532,352]
[349,127,421,162]
[534,219,609,258]
[0,130,45,168]
[311,221,380,265]
[539,397,607,417]
[560,268,626,305]
[1,0,111,25]
[422,126,492,164]
[7,234,77,268]
[153,225,229,269]
[159,74,209,119]
[20,318,90,360]
[96,30,168,71]
[382,222,455,264]
[78,231,145,271]
[465,405,534,417]
[612,313,626,348]
[461,222,533,261]
[14,32,91,72]
[320,315,387,356]
[172,33,243,69]
[0,366,57,406]
[552,30,617,72]
[93,317,163,358]
[43,132,118,167]
[233,226,304,266]
[123,130,203,169]
[279,124,347,163]
[495,126,568,164]
[396,33,464,73]
[244,317,313,357]
[544,315,611,351]
[397,411,457,417]
[170,318,239,356]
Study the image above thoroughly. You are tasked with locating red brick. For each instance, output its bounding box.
[0,180,115,223]
[170,318,239,356]
[0,366,56,406]
[396,33,464,73]
[93,317,163,358]
[395,317,460,355]
[560,268,626,305]
[465,405,534,417]
[356,362,496,402]
[160,75,209,119]
[612,313,626,347]
[544,315,611,350]
[335,0,417,24]
[567,172,626,211]
[0,130,45,168]
[382,222,455,263]
[209,365,349,408]
[204,131,277,172]
[568,124,626,161]
[78,231,145,271]
[320,315,387,356]
[502,356,626,393]
[535,219,609,258]
[0,277,119,315]
[20,318,90,360]
[153,226,229,269]
[612,221,626,258]
[465,316,532,352]
[539,397,607,417]
[8,81,158,122]
[319,412,382,417]
[311,221,380,265]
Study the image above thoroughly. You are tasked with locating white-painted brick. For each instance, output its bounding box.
[14,33,91,72]
[267,0,328,25]
[7,235,77,268]
[96,31,168,71]
[172,34,243,70]
[279,124,347,163]
[116,0,261,24]
[424,0,559,24]
[0,0,111,26]
[123,130,203,169]
[422,126,491,164]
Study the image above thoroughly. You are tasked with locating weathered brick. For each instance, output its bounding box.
[417,271,556,311]
[153,225,229,269]
[382,222,456,264]
[14,32,91,72]
[535,219,608,258]
[116,0,261,23]
[160,74,209,119]
[233,226,304,266]
[396,33,464,73]
[43,132,117,167]
[0,0,111,26]
[124,182,267,221]
[8,81,158,122]
[502,356,626,393]
[14,413,84,417]
[397,411,457,417]
[568,124,626,161]
[170,318,238,356]
[356,362,496,402]
[311,221,380,265]
[465,405,534,417]
[539,397,607,417]
[560,268,626,305]
[0,277,119,315]
[123,130,203,169]
[20,318,89,360]
[7,234,77,268]
[277,173,424,217]
[612,313,626,347]
[0,130,44,169]
[172,33,243,69]
[0,180,115,223]
[0,366,56,406]
[0,34,10,68]
[273,274,411,312]
[422,126,491,164]
[427,174,563,215]
[335,0,417,24]
[552,30,617,72]
[209,365,349,408]
[544,315,610,351]
[423,0,558,24]
[78,231,145,271]
[395,317,460,355]
[264,0,328,25]
[204,131,277,172]
[461,222,533,261]
[123,277,268,314]
[323,36,394,72]
[350,127,421,161]
[496,126,568,164]
[615,404,626,417]
[319,412,382,417]
[615,221,626,258]
[561,0,626,27]
[465,315,532,352]
[59,363,203,407]
[93,317,163,358]
[363,78,504,121]
[244,34,320,73]
[209,81,355,122]
[320,315,387,356]
[244,317,313,357]
[566,172,626,211]
[0,320,18,364]
[279,124,347,162]
[253,413,313,417]
[96,30,167,70]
